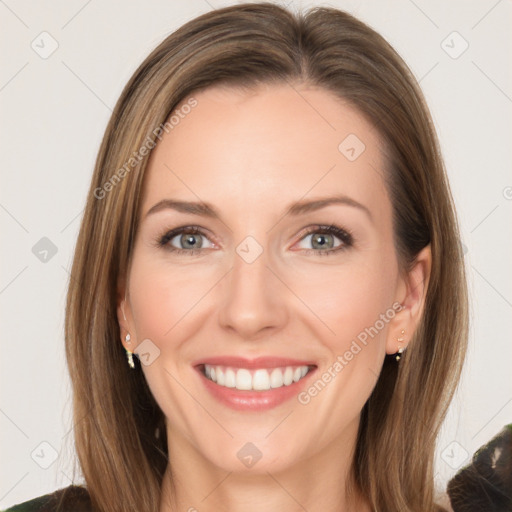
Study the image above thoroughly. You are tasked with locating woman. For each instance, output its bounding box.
[4,2,468,511]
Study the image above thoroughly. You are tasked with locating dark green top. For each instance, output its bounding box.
[2,486,92,512]
[447,423,512,511]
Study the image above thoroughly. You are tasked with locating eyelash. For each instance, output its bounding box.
[155,224,354,256]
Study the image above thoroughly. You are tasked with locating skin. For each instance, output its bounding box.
[117,82,431,512]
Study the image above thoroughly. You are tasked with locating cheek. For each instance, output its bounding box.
[291,252,398,356]
[128,252,218,344]
[290,256,398,441]
[126,253,216,436]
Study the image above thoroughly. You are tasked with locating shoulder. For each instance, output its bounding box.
[447,424,512,511]
[2,485,92,512]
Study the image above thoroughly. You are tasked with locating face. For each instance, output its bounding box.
[118,82,429,475]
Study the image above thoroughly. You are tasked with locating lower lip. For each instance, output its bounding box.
[197,367,316,411]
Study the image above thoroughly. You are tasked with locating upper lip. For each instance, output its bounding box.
[193,356,317,369]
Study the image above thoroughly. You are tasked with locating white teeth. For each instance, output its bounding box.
[236,369,252,390]
[202,364,311,391]
[283,367,293,386]
[252,369,271,390]
[225,368,236,388]
[270,368,284,388]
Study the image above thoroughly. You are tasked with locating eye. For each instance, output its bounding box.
[157,226,215,254]
[155,224,353,256]
[294,225,353,255]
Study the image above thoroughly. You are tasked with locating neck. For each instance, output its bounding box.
[159,421,371,512]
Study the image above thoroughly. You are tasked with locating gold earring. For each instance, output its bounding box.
[396,329,405,361]
[126,349,135,369]
[125,333,135,369]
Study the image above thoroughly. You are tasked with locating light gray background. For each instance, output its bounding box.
[1,0,511,508]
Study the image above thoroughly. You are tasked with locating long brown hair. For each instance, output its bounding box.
[65,3,468,511]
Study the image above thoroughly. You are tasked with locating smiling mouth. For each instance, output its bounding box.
[200,364,315,391]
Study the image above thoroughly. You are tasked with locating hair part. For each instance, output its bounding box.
[65,3,468,511]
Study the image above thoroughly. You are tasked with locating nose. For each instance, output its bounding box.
[217,245,289,341]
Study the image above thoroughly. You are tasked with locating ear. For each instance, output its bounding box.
[385,244,432,355]
[117,277,135,351]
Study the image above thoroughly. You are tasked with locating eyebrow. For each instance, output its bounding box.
[144,194,372,222]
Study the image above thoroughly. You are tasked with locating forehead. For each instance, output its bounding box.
[141,82,390,220]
